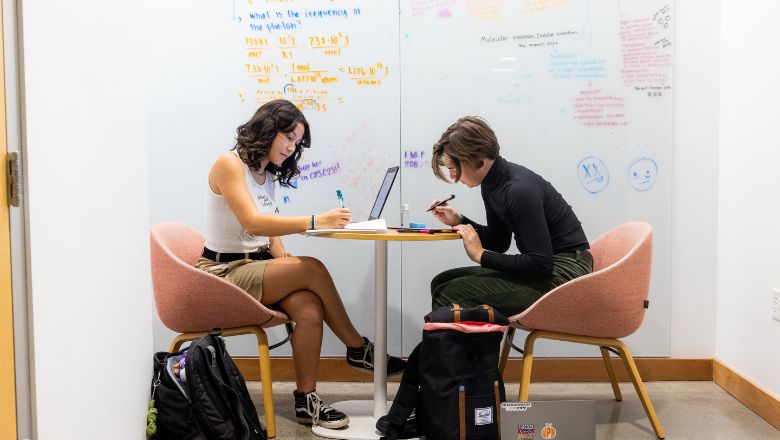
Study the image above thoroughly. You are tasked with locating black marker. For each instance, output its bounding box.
[427,194,456,212]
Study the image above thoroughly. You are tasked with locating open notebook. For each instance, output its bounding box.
[307,218,387,234]
[306,167,397,234]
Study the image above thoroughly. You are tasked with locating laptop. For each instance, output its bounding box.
[307,166,398,233]
[367,166,399,221]
[500,401,595,440]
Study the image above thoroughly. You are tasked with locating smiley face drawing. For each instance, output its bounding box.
[577,156,609,194]
[628,157,658,191]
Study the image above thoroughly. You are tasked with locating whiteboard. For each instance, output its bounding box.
[146,0,402,356]
[399,0,673,356]
[147,0,673,357]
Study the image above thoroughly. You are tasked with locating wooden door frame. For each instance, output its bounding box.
[0,0,17,436]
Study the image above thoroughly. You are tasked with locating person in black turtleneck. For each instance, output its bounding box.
[428,116,593,316]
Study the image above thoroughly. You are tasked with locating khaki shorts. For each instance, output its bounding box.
[195,257,271,302]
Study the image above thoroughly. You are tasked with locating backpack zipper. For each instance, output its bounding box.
[206,345,217,368]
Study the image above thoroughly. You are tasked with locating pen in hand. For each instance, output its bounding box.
[336,189,345,208]
[427,194,455,212]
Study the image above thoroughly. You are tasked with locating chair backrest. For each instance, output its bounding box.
[589,221,651,273]
[150,222,289,333]
[513,221,653,338]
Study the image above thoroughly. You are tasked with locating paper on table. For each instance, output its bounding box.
[306,218,387,234]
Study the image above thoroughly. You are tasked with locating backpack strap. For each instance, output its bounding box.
[494,380,501,430]
[458,385,466,440]
[481,304,495,324]
[199,343,263,436]
[451,304,462,322]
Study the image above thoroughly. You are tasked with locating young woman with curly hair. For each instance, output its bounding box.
[196,99,405,429]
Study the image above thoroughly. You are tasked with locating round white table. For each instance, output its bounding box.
[307,230,460,439]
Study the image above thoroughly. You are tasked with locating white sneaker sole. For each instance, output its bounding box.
[317,416,350,429]
[296,415,351,430]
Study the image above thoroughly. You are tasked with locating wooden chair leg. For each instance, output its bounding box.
[498,328,515,375]
[614,342,665,439]
[599,346,622,401]
[169,333,194,352]
[251,326,277,438]
[518,331,539,401]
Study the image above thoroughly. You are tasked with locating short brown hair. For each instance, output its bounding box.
[431,116,500,183]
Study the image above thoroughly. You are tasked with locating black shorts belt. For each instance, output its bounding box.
[201,247,273,263]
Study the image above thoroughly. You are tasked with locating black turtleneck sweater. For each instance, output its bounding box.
[460,156,589,278]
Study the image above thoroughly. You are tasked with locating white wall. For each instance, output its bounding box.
[20,1,151,438]
[717,1,780,397]
[669,0,720,357]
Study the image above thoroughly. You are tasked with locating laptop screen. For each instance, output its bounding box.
[369,166,399,220]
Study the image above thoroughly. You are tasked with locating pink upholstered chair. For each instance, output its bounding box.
[150,222,291,438]
[497,221,664,439]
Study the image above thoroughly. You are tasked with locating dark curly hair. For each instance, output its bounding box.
[232,99,311,187]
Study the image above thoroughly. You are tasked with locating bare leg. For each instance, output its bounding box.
[275,290,324,392]
[262,256,364,348]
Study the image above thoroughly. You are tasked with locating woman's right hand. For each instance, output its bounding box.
[430,200,462,226]
[317,208,352,229]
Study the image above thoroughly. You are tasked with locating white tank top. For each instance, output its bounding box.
[204,152,278,253]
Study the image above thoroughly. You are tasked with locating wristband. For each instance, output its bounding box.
[310,214,315,230]
[313,214,318,229]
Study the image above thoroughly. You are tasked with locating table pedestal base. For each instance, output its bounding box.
[311,400,389,439]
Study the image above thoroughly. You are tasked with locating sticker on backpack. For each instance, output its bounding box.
[475,406,493,425]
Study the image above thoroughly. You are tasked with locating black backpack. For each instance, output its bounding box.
[378,304,508,440]
[149,332,266,440]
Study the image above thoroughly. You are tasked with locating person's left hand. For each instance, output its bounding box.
[274,249,293,258]
[270,238,293,258]
[453,224,484,264]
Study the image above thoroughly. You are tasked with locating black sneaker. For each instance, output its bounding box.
[293,390,350,429]
[376,409,418,437]
[346,337,407,376]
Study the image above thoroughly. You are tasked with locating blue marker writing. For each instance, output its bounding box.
[336,189,345,208]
